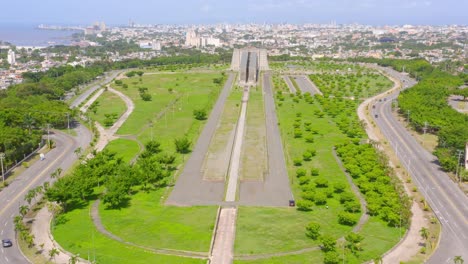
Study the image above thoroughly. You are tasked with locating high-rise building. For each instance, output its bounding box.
[7,50,15,66]
[185,30,199,47]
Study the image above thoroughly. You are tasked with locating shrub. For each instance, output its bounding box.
[296,168,307,177]
[140,93,152,101]
[314,192,327,205]
[305,135,314,143]
[293,158,302,166]
[339,192,355,204]
[114,80,123,85]
[344,200,361,213]
[310,167,320,176]
[315,178,329,188]
[303,151,312,161]
[298,176,312,185]
[296,200,314,211]
[294,129,303,138]
[333,182,346,193]
[301,190,316,201]
[305,222,321,240]
[338,211,358,226]
[193,109,207,120]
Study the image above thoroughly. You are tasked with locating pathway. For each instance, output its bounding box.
[225,87,249,202]
[332,148,369,232]
[282,76,296,93]
[31,206,88,264]
[210,207,237,264]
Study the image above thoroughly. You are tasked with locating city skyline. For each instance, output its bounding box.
[0,0,467,26]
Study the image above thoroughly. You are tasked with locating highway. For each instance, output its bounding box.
[70,70,122,109]
[371,67,468,263]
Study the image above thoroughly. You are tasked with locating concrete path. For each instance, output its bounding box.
[31,207,88,264]
[292,75,322,95]
[79,89,105,113]
[210,207,237,264]
[166,74,235,206]
[225,87,249,202]
[239,73,293,206]
[282,76,296,93]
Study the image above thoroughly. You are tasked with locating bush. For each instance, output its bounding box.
[140,93,152,101]
[298,176,312,186]
[314,192,327,205]
[193,109,207,120]
[339,192,355,204]
[301,190,316,201]
[294,129,303,138]
[293,158,302,166]
[305,135,314,143]
[338,211,358,226]
[333,182,346,193]
[310,167,320,176]
[174,137,191,154]
[323,251,341,264]
[296,168,307,177]
[296,200,314,211]
[344,200,361,213]
[305,222,321,240]
[114,80,123,85]
[315,178,329,188]
[303,151,312,161]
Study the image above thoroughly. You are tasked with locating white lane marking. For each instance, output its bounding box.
[3,221,7,226]
[5,256,9,262]
[0,229,3,235]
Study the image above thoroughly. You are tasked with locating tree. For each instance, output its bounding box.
[19,205,29,217]
[140,92,152,101]
[174,137,191,154]
[193,109,207,120]
[323,251,341,264]
[345,232,364,254]
[420,227,429,246]
[69,255,79,264]
[338,212,358,226]
[49,248,60,261]
[454,256,464,264]
[305,222,321,240]
[320,235,337,252]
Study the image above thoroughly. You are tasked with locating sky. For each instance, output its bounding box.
[1,0,467,26]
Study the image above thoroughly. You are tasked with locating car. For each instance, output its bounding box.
[374,114,378,118]
[2,239,12,248]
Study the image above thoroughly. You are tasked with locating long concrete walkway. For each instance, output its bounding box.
[225,87,250,202]
[210,207,237,264]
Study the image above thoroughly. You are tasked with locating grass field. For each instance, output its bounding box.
[240,87,267,181]
[202,87,242,181]
[104,138,141,163]
[232,72,400,262]
[115,73,222,140]
[99,188,218,252]
[90,90,127,127]
[234,206,352,255]
[234,251,323,264]
[52,200,206,264]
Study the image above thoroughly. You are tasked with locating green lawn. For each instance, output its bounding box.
[115,72,223,140]
[90,90,127,127]
[202,87,242,181]
[240,87,267,181]
[234,251,323,264]
[52,200,206,264]
[99,188,218,252]
[234,206,352,255]
[104,138,141,163]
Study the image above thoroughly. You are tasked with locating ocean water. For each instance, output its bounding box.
[0,23,80,47]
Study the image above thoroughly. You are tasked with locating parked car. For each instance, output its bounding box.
[2,239,12,248]
[375,114,378,118]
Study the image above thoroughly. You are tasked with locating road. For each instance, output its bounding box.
[166,73,234,205]
[291,75,322,95]
[372,67,468,263]
[0,125,91,264]
[281,76,296,93]
[70,70,122,109]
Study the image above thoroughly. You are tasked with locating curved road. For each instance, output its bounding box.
[372,67,468,263]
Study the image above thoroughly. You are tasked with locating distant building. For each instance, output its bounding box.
[185,30,199,47]
[7,50,15,66]
[85,21,107,35]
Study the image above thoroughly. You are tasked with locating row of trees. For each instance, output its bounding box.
[362,58,468,173]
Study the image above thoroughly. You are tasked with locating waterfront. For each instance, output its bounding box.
[0,23,80,47]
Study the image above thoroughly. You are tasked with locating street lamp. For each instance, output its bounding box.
[0,152,5,185]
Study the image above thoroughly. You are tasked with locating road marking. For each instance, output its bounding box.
[5,256,9,262]
[378,100,468,226]
[0,134,75,218]
[1,229,3,235]
[4,221,7,226]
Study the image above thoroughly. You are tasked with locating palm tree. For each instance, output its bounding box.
[19,205,29,217]
[454,256,464,264]
[49,248,59,261]
[419,227,429,241]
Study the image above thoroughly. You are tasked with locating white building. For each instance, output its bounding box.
[185,30,199,47]
[7,50,15,66]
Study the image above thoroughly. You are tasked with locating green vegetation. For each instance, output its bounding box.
[203,87,242,181]
[89,90,127,127]
[104,139,140,163]
[234,251,323,264]
[53,200,205,264]
[355,58,468,174]
[99,188,217,252]
[240,87,267,180]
